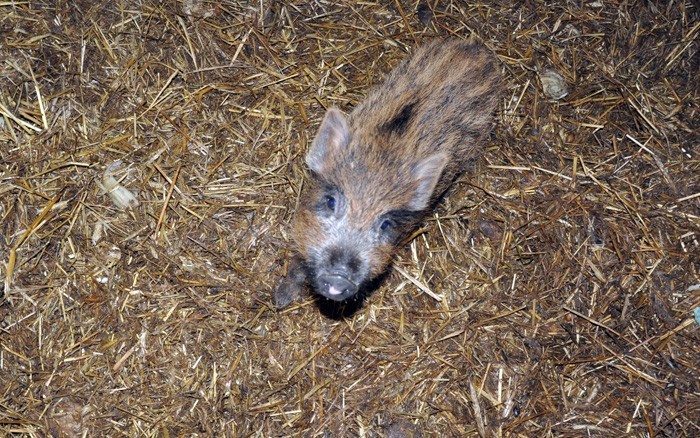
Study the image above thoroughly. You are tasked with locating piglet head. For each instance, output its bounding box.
[292,108,447,301]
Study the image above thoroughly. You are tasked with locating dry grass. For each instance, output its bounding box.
[1,0,698,436]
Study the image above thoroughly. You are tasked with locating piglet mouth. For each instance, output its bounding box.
[316,274,359,301]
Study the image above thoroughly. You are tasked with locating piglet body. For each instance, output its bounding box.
[276,39,502,306]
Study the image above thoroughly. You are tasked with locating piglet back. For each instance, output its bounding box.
[350,39,502,204]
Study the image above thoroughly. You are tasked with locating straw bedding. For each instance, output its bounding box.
[1,1,698,436]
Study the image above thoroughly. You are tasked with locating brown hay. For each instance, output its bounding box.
[1,0,698,436]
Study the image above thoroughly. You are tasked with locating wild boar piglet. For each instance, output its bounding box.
[276,38,502,307]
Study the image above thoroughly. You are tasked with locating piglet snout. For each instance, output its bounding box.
[318,274,358,300]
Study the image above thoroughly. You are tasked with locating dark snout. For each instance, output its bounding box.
[314,247,363,301]
[316,274,358,301]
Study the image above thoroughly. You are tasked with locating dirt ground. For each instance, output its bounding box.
[1,0,698,436]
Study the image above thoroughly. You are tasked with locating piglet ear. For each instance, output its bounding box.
[408,153,448,211]
[305,107,350,174]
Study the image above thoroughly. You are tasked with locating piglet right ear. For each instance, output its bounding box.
[407,153,448,211]
[305,107,350,174]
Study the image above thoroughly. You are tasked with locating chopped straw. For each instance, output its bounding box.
[1,0,698,436]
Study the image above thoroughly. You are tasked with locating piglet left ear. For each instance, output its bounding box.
[306,107,350,175]
[408,153,448,211]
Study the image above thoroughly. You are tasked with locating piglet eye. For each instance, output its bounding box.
[380,219,392,231]
[326,196,336,211]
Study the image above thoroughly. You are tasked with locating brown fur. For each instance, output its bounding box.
[274,38,503,307]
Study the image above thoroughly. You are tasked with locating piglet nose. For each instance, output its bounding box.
[318,274,358,301]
